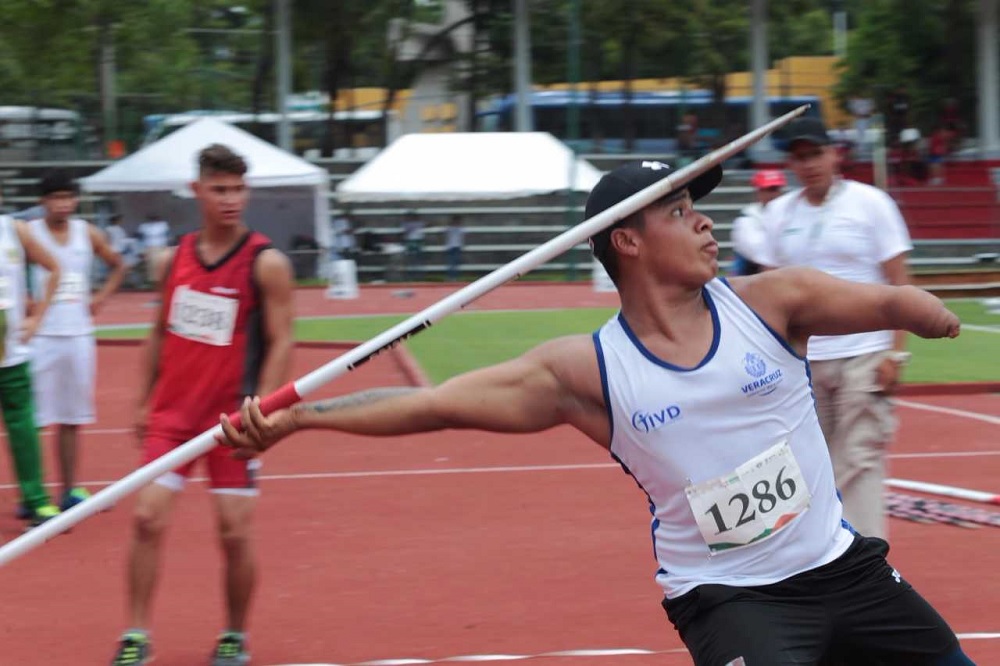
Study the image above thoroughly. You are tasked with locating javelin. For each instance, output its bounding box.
[0,105,808,567]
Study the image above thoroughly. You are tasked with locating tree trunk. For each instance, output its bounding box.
[251,0,276,134]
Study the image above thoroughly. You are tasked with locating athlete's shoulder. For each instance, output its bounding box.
[527,333,602,390]
[252,246,294,288]
[247,230,274,249]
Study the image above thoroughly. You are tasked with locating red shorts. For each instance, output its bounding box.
[142,437,259,491]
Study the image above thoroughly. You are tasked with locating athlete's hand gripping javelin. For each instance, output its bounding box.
[219,396,297,459]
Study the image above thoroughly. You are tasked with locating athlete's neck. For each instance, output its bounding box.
[44,215,68,230]
[200,221,247,246]
[620,282,708,342]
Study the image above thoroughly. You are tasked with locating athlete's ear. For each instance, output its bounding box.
[610,226,640,259]
[190,180,202,199]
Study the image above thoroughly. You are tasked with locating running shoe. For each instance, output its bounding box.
[27,504,60,528]
[211,631,250,666]
[60,486,91,511]
[110,632,152,665]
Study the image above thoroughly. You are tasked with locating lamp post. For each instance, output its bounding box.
[565,0,581,281]
[513,0,533,132]
[276,0,293,151]
[832,0,848,57]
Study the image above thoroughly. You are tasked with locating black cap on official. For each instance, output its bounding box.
[586,160,722,261]
[782,116,831,149]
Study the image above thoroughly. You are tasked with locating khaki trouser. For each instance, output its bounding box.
[145,247,163,285]
[809,350,897,539]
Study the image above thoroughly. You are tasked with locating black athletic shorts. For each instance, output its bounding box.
[661,534,970,665]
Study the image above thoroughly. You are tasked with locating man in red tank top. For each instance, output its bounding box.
[110,144,295,666]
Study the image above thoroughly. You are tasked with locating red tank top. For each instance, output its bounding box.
[148,230,272,442]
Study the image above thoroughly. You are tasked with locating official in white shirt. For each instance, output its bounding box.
[759,117,914,539]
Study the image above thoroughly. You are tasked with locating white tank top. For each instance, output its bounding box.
[30,218,93,336]
[594,278,854,598]
[0,216,29,367]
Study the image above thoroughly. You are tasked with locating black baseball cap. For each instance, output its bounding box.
[782,116,831,149]
[586,160,722,260]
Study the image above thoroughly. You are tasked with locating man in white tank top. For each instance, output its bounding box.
[0,191,64,527]
[215,162,971,665]
[30,171,125,512]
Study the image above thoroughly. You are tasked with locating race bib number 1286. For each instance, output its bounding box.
[685,441,811,554]
[168,286,238,346]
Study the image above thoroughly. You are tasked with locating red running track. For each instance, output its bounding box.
[0,342,997,665]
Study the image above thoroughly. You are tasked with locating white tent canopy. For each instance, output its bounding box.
[81,117,327,192]
[79,118,330,262]
[336,132,602,202]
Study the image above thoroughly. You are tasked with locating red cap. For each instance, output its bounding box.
[751,169,787,189]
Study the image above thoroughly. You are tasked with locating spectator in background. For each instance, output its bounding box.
[120,235,144,290]
[927,123,954,186]
[137,214,171,288]
[102,214,129,284]
[401,211,424,281]
[895,128,927,186]
[329,209,353,262]
[730,169,786,276]
[444,215,465,282]
[940,97,963,148]
[676,112,698,163]
[759,116,914,540]
[848,92,875,154]
[105,214,128,254]
[886,85,911,146]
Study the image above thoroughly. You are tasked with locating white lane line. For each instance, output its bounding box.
[963,324,1000,334]
[895,399,1000,426]
[3,454,1000,492]
[267,634,1000,665]
[269,647,688,665]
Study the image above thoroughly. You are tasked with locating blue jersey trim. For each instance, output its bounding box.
[836,488,858,534]
[616,288,721,372]
[718,276,806,362]
[592,331,615,443]
[610,450,664,570]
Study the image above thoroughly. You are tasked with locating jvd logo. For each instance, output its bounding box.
[631,405,682,433]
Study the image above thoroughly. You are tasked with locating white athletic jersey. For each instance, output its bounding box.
[758,180,912,360]
[29,218,93,336]
[594,278,854,598]
[0,216,30,367]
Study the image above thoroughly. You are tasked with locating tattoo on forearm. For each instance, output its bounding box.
[303,387,418,414]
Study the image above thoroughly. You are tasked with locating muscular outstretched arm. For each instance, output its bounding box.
[739,267,959,353]
[217,335,605,456]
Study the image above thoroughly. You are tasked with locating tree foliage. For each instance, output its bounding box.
[0,0,985,147]
[836,0,976,129]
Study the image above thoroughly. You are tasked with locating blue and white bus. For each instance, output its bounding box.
[475,90,823,154]
[141,108,399,158]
